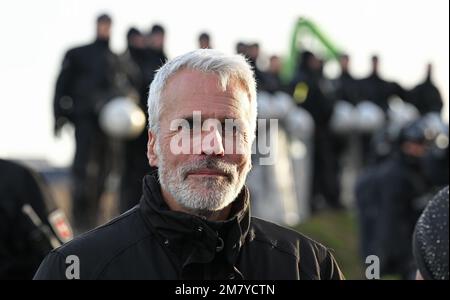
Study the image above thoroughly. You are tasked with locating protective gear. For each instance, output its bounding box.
[330,101,356,134]
[249,92,314,224]
[355,101,385,133]
[388,98,420,129]
[99,97,146,139]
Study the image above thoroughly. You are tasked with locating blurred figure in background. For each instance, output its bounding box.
[118,27,155,213]
[115,24,167,213]
[53,14,126,232]
[413,186,449,280]
[117,25,167,213]
[145,24,167,75]
[360,55,406,112]
[0,159,72,279]
[356,118,446,279]
[334,54,361,105]
[407,63,443,116]
[260,55,286,94]
[290,51,342,212]
[246,43,266,91]
[119,27,145,98]
[198,32,212,49]
[235,41,248,56]
[358,55,406,165]
[330,53,362,193]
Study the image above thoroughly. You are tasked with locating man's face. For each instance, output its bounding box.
[340,56,349,72]
[148,70,253,213]
[150,32,165,50]
[97,21,111,41]
[199,38,210,49]
[402,141,428,158]
[129,34,145,49]
[247,45,259,60]
[269,57,282,74]
[307,56,321,73]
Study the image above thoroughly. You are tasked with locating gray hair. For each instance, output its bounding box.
[147,49,257,140]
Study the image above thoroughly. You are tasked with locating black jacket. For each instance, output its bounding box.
[290,70,335,127]
[407,77,443,115]
[356,153,431,277]
[34,173,344,280]
[0,160,55,279]
[335,71,361,106]
[359,73,406,112]
[54,39,125,121]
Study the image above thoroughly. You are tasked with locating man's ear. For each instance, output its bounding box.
[147,130,159,167]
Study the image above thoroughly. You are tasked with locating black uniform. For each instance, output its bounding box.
[0,160,57,279]
[34,172,344,280]
[290,55,341,211]
[358,72,405,165]
[54,39,125,232]
[356,151,432,278]
[334,70,361,105]
[119,47,166,213]
[359,72,406,112]
[407,76,443,115]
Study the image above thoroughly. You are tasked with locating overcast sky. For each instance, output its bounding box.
[0,0,448,166]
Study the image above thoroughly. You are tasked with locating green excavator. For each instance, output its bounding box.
[281,17,343,84]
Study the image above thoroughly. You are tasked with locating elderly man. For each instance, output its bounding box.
[34,50,344,280]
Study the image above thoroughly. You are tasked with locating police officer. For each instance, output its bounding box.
[144,24,168,82]
[359,55,406,112]
[117,25,167,213]
[290,51,341,212]
[356,118,442,278]
[246,43,267,92]
[0,159,72,279]
[260,55,286,94]
[198,32,212,49]
[118,28,146,101]
[334,54,361,105]
[53,14,126,232]
[118,28,157,213]
[407,63,443,115]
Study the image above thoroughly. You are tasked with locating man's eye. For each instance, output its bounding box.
[174,125,190,133]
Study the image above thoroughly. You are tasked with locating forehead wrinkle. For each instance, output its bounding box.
[160,70,251,123]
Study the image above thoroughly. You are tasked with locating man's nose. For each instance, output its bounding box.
[201,128,225,156]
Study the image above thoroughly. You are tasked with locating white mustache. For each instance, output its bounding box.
[179,158,237,181]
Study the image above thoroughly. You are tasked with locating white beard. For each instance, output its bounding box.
[157,144,249,214]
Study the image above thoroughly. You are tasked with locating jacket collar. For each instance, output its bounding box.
[139,171,251,270]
